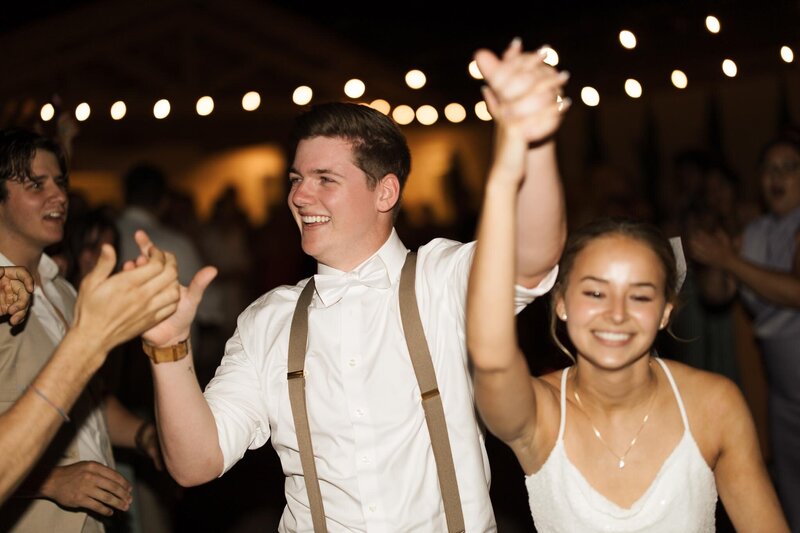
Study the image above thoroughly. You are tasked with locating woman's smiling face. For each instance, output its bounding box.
[556,234,673,369]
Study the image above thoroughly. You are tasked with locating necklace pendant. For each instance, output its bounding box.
[618,459,625,469]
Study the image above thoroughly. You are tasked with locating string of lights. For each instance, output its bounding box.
[33,13,796,128]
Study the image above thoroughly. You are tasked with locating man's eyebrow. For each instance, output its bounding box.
[288,167,338,176]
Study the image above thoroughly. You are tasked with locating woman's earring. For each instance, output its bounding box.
[560,313,567,320]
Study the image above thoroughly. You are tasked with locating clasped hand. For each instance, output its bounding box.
[0,266,34,325]
[476,39,570,143]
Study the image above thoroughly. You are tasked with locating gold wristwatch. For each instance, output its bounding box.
[141,338,191,364]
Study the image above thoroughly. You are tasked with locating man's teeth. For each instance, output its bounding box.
[302,216,330,224]
[594,331,631,341]
[44,212,63,219]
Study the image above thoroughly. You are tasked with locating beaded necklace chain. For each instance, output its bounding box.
[572,364,658,469]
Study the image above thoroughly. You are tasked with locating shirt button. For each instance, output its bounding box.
[361,456,370,464]
[368,504,377,513]
[348,358,357,367]
[356,409,365,417]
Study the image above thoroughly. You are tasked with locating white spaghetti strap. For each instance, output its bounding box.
[653,357,690,430]
[557,367,570,441]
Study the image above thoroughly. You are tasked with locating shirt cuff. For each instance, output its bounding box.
[515,264,559,299]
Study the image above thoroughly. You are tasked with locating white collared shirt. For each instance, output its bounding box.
[204,229,556,532]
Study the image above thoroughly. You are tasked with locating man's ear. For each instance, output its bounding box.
[376,173,400,213]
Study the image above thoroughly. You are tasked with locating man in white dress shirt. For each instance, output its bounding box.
[0,128,165,532]
[141,40,571,531]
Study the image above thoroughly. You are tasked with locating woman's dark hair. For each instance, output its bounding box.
[62,207,121,286]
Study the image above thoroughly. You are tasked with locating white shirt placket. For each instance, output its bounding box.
[340,284,386,529]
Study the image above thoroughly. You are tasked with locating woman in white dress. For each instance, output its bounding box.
[465,112,789,532]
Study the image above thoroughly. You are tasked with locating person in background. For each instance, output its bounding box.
[115,162,219,374]
[688,131,800,530]
[663,159,754,381]
[114,162,218,533]
[53,206,169,533]
[116,163,207,310]
[139,38,569,531]
[0,128,169,532]
[196,185,253,388]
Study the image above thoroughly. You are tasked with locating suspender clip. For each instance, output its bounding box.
[421,388,440,401]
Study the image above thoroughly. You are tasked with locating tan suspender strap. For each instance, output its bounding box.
[288,278,327,533]
[399,252,465,533]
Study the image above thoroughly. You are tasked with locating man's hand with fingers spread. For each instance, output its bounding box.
[133,229,217,349]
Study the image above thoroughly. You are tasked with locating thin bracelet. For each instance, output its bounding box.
[28,384,70,423]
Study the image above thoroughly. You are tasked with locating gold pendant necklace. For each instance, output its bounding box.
[572,365,657,469]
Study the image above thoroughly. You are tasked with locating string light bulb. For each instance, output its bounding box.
[405,70,426,89]
[706,15,721,33]
[619,30,637,49]
[110,101,127,120]
[40,103,55,121]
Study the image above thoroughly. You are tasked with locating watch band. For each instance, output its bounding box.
[141,338,191,364]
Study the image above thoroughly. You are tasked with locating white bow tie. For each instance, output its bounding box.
[313,256,391,307]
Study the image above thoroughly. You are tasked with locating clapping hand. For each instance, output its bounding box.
[72,231,181,357]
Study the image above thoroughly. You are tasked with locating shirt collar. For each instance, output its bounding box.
[0,251,59,284]
[316,227,408,284]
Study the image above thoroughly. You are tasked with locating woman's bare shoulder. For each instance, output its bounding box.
[661,355,737,380]
[660,358,742,401]
[658,358,749,439]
